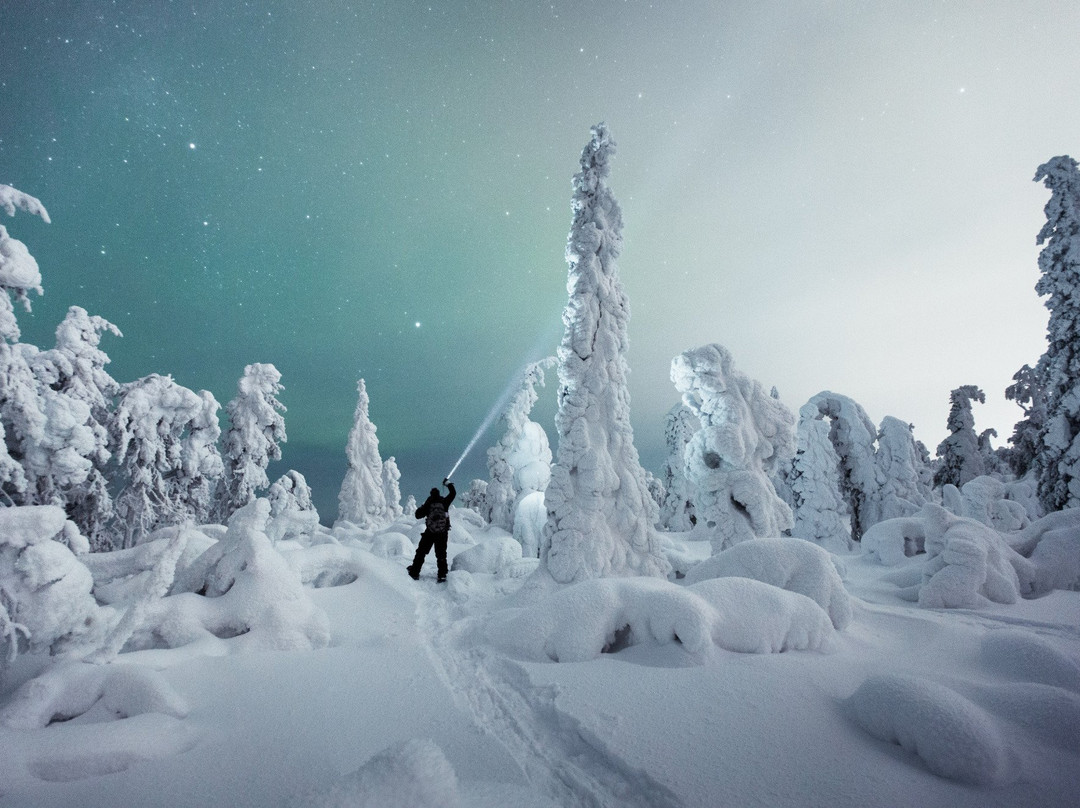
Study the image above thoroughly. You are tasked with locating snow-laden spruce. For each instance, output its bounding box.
[218,363,287,523]
[670,344,795,552]
[484,358,554,532]
[541,124,669,582]
[381,456,403,521]
[337,378,389,529]
[788,415,852,552]
[872,416,932,525]
[111,375,224,548]
[1031,155,1080,511]
[0,183,48,343]
[934,385,987,489]
[658,402,699,532]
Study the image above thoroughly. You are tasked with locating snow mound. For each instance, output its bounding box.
[0,506,103,664]
[918,504,1023,608]
[862,517,927,566]
[129,499,330,652]
[0,660,189,730]
[844,673,1013,786]
[370,531,413,559]
[294,737,459,808]
[688,576,835,654]
[282,543,365,588]
[683,537,852,629]
[451,536,522,576]
[486,575,833,663]
[979,629,1080,692]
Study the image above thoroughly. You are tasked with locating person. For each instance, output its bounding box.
[408,477,456,582]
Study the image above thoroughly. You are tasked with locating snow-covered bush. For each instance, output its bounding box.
[862,516,928,566]
[132,499,329,651]
[484,358,554,531]
[671,344,795,552]
[952,476,1031,532]
[486,574,834,663]
[111,375,223,547]
[683,537,852,630]
[513,490,546,558]
[337,379,390,529]
[933,385,986,489]
[541,124,669,582]
[219,363,287,522]
[266,470,320,544]
[0,505,102,668]
[659,402,699,531]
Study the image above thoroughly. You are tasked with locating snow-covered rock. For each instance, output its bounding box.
[451,536,522,576]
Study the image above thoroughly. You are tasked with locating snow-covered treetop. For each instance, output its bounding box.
[944,385,985,434]
[0,184,49,341]
[0,185,50,223]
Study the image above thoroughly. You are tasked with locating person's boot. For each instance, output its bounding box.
[407,566,419,580]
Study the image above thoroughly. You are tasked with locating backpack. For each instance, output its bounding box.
[425,501,449,534]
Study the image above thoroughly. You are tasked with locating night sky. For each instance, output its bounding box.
[2,1,1079,517]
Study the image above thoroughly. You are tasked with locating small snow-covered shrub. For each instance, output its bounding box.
[450,537,522,576]
[486,575,833,663]
[0,660,189,730]
[862,517,928,566]
[0,505,103,665]
[688,577,835,654]
[918,504,1024,609]
[683,537,852,630]
[293,738,460,808]
[844,673,1012,785]
[128,499,329,651]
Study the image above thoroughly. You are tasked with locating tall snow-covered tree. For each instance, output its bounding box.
[1031,155,1080,510]
[1004,363,1047,478]
[671,344,795,552]
[802,392,881,541]
[541,124,670,582]
[111,375,223,548]
[933,385,986,489]
[485,357,555,531]
[382,456,403,520]
[218,363,287,522]
[658,402,699,531]
[31,306,121,546]
[337,378,388,529]
[871,416,931,525]
[788,413,852,552]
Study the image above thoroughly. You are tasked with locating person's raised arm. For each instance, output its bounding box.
[443,478,456,505]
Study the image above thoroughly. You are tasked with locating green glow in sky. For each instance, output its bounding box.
[3,1,1080,514]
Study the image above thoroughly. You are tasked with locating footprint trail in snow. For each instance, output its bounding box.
[413,586,683,808]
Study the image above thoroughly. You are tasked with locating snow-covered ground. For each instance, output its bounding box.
[2,511,1078,808]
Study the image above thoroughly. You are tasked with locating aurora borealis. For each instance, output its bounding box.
[3,1,1079,514]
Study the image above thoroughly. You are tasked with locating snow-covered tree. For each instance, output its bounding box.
[485,358,555,531]
[1004,363,1047,478]
[871,416,931,526]
[111,375,223,548]
[658,402,699,531]
[1031,155,1080,510]
[266,470,319,544]
[933,385,986,489]
[31,306,121,546]
[788,414,852,552]
[218,363,287,522]
[0,184,48,343]
[541,124,670,582]
[671,344,795,552]
[337,378,388,529]
[801,392,881,541]
[382,456,404,520]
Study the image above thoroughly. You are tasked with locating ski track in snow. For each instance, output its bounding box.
[412,586,683,808]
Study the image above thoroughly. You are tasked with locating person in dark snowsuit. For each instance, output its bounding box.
[408,478,456,582]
